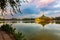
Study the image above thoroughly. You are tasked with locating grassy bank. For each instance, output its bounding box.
[0,24,26,40]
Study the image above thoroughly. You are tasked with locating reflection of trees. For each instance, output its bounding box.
[55,20,60,24]
[0,21,5,23]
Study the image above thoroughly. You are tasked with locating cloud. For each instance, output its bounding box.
[46,24,60,30]
[33,0,55,8]
[1,0,60,19]
[53,1,60,8]
[18,0,60,18]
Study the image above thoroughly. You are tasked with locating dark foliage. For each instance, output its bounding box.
[14,32,26,40]
[0,0,22,16]
[1,24,16,34]
[1,24,26,40]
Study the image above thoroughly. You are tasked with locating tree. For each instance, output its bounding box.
[0,0,28,16]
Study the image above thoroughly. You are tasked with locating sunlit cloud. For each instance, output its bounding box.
[33,0,55,8]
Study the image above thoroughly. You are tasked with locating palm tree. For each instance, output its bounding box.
[0,0,28,16]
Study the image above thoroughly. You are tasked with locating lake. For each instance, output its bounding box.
[0,20,60,40]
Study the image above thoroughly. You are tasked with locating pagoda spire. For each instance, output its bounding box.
[42,11,45,15]
[41,11,45,17]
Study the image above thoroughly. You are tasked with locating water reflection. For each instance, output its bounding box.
[55,20,60,24]
[12,21,60,40]
[0,20,60,40]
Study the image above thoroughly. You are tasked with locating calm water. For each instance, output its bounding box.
[0,21,60,40]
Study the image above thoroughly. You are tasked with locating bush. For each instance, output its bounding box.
[14,32,26,40]
[1,24,26,40]
[1,24,16,34]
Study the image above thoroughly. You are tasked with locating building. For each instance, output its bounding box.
[35,14,52,23]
